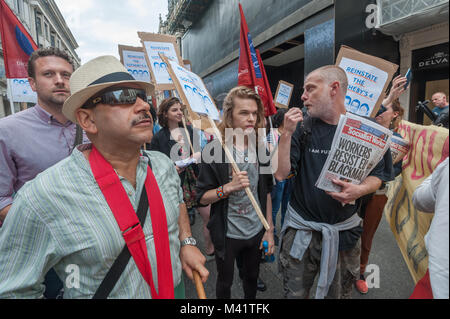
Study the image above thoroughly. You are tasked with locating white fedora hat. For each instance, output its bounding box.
[63,55,154,123]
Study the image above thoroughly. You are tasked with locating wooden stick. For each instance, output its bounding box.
[193,270,206,299]
[181,113,195,155]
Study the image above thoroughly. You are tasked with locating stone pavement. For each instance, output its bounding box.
[184,208,415,299]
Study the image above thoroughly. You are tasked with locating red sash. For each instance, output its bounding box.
[410,269,433,299]
[89,146,174,299]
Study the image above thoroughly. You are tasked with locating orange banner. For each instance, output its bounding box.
[384,120,449,283]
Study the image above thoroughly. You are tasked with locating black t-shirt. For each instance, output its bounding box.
[289,117,394,250]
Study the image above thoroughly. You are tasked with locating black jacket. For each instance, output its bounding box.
[195,139,273,259]
[149,125,197,184]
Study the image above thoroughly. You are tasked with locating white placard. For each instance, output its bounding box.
[8,78,37,103]
[122,50,151,83]
[339,57,388,117]
[168,59,221,121]
[275,82,292,106]
[143,41,179,85]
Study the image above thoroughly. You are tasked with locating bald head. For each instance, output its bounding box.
[308,65,348,96]
[432,92,448,109]
[301,65,348,124]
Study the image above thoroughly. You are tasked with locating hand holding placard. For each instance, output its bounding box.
[274,80,294,109]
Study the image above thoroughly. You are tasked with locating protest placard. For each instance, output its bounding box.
[138,32,183,91]
[118,45,151,83]
[8,78,37,103]
[183,60,192,71]
[274,80,293,109]
[336,45,398,118]
[390,135,410,164]
[316,112,393,193]
[164,55,220,122]
[160,53,270,231]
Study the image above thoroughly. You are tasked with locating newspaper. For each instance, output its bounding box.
[316,113,393,193]
[390,135,410,164]
[175,157,197,168]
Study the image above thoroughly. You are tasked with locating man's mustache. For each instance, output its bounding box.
[131,112,152,126]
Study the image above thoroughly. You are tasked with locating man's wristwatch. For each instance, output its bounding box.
[181,236,197,247]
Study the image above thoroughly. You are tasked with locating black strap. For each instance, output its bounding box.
[72,125,84,151]
[93,155,152,299]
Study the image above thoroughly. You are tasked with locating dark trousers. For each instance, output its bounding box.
[215,229,264,299]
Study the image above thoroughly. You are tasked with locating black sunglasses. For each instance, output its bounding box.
[83,87,148,109]
[375,104,387,117]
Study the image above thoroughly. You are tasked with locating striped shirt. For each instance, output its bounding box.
[0,144,183,299]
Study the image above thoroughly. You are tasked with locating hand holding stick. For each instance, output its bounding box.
[193,270,206,299]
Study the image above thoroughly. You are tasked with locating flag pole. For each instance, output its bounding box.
[6,79,15,115]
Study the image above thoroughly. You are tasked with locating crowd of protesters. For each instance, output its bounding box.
[0,47,447,299]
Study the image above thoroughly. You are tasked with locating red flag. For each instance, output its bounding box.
[238,3,275,116]
[238,3,256,89]
[0,0,38,78]
[256,49,276,116]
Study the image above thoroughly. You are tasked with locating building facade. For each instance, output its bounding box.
[377,0,449,124]
[0,0,80,118]
[161,0,449,124]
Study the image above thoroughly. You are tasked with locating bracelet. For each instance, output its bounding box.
[216,185,226,199]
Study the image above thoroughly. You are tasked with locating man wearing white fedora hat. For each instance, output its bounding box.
[0,55,209,299]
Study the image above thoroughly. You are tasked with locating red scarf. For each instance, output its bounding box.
[89,145,174,299]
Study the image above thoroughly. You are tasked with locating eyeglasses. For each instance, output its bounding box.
[83,87,148,109]
[375,104,387,117]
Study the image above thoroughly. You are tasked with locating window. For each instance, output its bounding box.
[50,33,56,47]
[23,2,29,23]
[44,22,49,40]
[15,0,23,15]
[35,14,42,36]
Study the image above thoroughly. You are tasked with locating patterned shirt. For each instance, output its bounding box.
[0,144,183,299]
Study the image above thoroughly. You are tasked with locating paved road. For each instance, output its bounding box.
[184,207,415,299]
